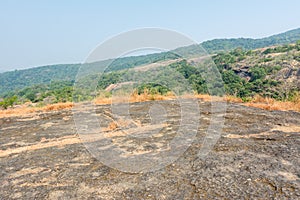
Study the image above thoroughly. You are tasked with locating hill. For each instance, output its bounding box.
[201,28,300,53]
[1,28,300,105]
[0,52,181,96]
[166,28,300,56]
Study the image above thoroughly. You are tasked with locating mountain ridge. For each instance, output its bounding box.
[1,27,300,98]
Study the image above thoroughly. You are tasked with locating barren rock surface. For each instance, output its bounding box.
[0,100,299,199]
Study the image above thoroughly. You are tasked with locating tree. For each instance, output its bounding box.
[249,66,266,81]
[296,40,300,51]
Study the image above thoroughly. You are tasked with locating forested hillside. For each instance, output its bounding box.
[1,28,300,96]
[1,28,300,107]
[202,27,300,53]
[0,52,181,95]
[1,41,299,107]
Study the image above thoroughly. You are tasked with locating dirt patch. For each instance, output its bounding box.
[278,171,299,181]
[10,167,48,179]
[0,135,80,157]
[225,125,300,139]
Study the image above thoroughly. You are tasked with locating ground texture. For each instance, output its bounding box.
[0,100,299,199]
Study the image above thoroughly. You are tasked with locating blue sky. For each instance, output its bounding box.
[1,0,300,71]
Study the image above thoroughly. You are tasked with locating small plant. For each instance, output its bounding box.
[241,96,252,102]
[0,96,18,109]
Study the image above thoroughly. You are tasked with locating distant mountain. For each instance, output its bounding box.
[201,28,300,53]
[0,52,179,95]
[1,27,300,96]
[0,64,80,96]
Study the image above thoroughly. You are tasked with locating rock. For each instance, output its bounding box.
[0,100,299,199]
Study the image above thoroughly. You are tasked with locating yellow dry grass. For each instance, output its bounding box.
[225,95,244,103]
[241,94,300,112]
[244,101,300,112]
[0,102,74,118]
[130,90,175,102]
[194,94,229,102]
[43,102,74,111]
[93,90,175,105]
[1,92,299,118]
[93,92,300,112]
[194,94,300,112]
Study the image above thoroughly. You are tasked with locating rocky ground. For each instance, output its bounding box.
[0,100,299,199]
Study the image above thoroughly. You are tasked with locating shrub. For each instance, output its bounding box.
[0,96,18,109]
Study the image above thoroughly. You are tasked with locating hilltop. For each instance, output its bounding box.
[0,28,299,199]
[0,100,299,199]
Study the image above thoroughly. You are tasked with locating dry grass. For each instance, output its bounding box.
[129,90,175,102]
[240,94,300,112]
[105,118,132,131]
[194,94,300,112]
[245,101,300,112]
[42,102,74,111]
[93,97,113,105]
[194,94,229,102]
[0,102,74,118]
[1,92,299,118]
[94,92,300,112]
[107,121,118,131]
[93,90,175,105]
[225,95,244,103]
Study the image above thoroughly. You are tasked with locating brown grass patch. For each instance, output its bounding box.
[243,95,300,112]
[195,94,300,112]
[94,90,175,105]
[93,97,113,105]
[225,95,243,103]
[42,102,74,111]
[1,93,299,118]
[244,101,300,112]
[194,94,229,102]
[0,102,74,118]
[104,118,139,132]
[107,121,118,131]
[94,92,300,112]
[129,90,175,102]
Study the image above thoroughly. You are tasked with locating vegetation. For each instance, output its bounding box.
[2,41,300,106]
[0,96,18,109]
[1,29,300,112]
[2,27,300,96]
[0,52,179,96]
[202,27,300,53]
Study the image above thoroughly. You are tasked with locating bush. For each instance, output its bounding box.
[249,66,266,81]
[0,96,18,109]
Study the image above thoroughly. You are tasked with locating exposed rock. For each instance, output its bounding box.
[0,100,299,199]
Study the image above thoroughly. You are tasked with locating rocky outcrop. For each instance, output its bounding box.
[0,100,299,199]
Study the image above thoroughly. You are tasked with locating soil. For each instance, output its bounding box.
[0,100,299,199]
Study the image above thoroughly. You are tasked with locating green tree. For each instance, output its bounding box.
[0,96,17,109]
[249,66,266,81]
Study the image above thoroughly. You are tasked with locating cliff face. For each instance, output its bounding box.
[0,100,299,199]
[232,48,300,94]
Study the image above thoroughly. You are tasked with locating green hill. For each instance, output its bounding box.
[0,52,180,96]
[1,27,300,100]
[202,28,300,53]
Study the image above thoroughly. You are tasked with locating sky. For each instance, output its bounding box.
[1,0,300,72]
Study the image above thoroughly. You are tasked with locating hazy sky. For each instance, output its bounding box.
[1,0,300,71]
